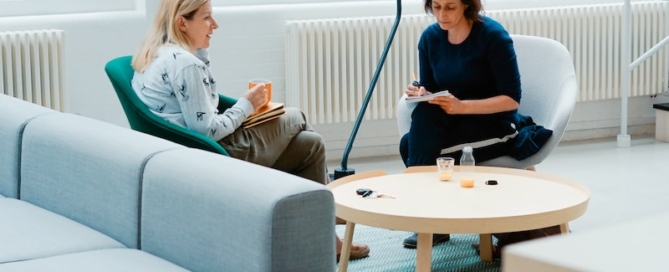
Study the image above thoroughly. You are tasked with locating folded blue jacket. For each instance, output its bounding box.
[509,114,553,160]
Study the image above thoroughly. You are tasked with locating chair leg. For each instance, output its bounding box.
[526,165,536,171]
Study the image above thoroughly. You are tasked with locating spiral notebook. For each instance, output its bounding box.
[405,90,449,103]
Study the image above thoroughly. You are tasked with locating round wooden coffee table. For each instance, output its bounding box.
[327,166,591,272]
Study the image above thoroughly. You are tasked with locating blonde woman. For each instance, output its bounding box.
[131,0,369,261]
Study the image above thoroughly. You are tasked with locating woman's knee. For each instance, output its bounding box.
[298,131,325,155]
[283,107,304,117]
[282,107,312,131]
[283,107,307,122]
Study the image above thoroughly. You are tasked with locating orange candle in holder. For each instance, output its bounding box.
[460,177,475,188]
[439,172,453,181]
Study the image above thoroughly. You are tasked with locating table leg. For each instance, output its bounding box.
[415,233,433,272]
[337,221,356,272]
[478,233,494,261]
[560,222,570,234]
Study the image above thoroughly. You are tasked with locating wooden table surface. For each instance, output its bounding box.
[328,166,591,272]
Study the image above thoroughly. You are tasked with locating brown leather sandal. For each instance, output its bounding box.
[336,243,370,262]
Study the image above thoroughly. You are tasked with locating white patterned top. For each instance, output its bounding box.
[132,45,253,141]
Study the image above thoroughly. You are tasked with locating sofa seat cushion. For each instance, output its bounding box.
[0,249,188,272]
[0,199,125,263]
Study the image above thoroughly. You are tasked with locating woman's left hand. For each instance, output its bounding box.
[429,95,519,115]
[428,94,464,114]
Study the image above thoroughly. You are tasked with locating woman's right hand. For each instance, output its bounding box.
[405,84,430,97]
[244,83,268,111]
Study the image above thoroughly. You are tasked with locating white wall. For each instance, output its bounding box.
[1,0,668,162]
[0,2,150,126]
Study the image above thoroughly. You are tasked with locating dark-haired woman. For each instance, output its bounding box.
[400,0,560,257]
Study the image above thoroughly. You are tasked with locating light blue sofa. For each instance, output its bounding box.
[0,93,335,271]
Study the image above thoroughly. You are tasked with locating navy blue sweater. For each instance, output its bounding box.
[417,16,521,121]
[411,16,551,162]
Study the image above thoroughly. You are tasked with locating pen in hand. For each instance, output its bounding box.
[411,72,423,96]
[411,72,420,87]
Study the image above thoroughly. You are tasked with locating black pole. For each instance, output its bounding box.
[334,0,403,180]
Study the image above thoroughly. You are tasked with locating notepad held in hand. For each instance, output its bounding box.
[405,90,449,103]
[242,102,285,129]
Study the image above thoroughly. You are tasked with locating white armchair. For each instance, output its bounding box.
[396,35,578,170]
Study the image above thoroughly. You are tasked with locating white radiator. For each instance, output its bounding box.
[285,2,669,125]
[1,29,65,111]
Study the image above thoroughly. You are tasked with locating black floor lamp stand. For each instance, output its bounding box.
[333,0,403,180]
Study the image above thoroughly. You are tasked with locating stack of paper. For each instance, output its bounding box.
[242,102,285,129]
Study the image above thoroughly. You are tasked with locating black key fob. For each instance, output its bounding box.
[356,188,371,195]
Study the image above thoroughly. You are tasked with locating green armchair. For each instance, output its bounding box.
[105,55,234,156]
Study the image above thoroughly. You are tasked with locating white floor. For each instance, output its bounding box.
[327,134,669,233]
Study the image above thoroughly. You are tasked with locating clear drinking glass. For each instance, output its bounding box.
[436,157,455,181]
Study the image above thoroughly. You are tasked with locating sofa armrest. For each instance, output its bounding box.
[140,149,335,272]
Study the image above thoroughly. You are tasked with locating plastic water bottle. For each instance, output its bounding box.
[460,146,475,173]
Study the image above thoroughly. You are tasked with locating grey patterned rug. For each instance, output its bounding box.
[335,224,501,272]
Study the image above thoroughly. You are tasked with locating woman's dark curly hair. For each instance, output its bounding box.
[424,0,483,23]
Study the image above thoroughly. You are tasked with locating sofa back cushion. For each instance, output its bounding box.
[0,94,56,198]
[20,113,184,248]
[141,149,336,272]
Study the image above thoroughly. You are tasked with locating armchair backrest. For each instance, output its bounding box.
[479,35,578,168]
[512,34,578,141]
[105,56,230,156]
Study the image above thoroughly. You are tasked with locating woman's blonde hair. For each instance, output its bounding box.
[132,0,210,72]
